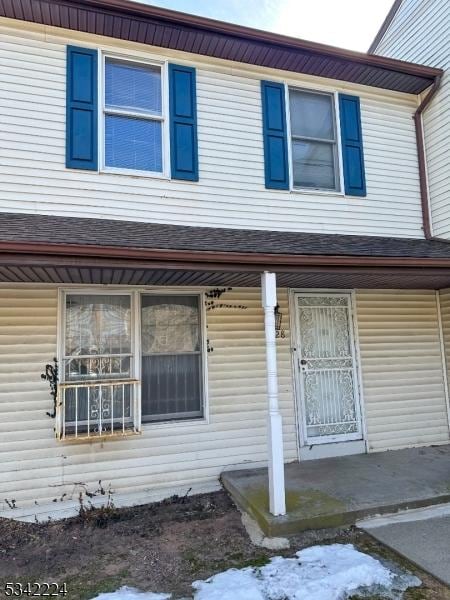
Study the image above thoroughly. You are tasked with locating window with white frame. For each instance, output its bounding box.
[104,57,164,173]
[289,88,340,191]
[59,291,205,439]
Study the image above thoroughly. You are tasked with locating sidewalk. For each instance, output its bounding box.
[361,504,450,587]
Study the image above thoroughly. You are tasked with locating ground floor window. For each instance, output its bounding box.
[141,295,204,422]
[58,290,205,439]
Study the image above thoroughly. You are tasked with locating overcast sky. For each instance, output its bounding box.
[136,0,394,52]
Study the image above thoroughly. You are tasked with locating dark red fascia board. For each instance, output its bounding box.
[2,240,450,270]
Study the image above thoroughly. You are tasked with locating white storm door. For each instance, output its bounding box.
[295,293,362,445]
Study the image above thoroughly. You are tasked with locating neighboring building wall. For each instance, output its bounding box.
[374,0,450,238]
[356,289,450,452]
[0,18,423,238]
[0,285,296,520]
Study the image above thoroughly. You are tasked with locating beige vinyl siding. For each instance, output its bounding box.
[0,18,423,238]
[0,285,296,519]
[374,0,450,238]
[356,290,450,452]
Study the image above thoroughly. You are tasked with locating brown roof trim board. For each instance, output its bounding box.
[368,0,404,54]
[2,213,450,270]
[0,0,441,93]
[4,242,450,271]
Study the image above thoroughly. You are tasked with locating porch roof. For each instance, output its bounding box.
[4,212,450,258]
[2,212,450,288]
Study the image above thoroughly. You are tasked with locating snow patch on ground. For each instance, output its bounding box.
[92,543,421,600]
[194,544,420,600]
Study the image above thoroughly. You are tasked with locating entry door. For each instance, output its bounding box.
[294,293,362,445]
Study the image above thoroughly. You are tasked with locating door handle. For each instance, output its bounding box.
[300,359,307,365]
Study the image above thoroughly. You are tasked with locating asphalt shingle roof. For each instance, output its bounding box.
[2,212,450,259]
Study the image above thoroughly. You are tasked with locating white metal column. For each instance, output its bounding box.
[261,271,286,516]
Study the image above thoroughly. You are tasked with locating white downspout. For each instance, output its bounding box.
[261,271,286,516]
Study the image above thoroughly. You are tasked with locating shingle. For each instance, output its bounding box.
[1,212,450,259]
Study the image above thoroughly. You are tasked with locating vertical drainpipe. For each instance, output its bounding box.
[261,271,286,516]
[413,74,442,240]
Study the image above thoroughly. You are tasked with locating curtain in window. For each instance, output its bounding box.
[141,295,203,421]
[65,294,131,380]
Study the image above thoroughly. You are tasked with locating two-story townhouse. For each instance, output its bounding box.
[1,0,450,524]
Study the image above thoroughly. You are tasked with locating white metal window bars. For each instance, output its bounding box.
[57,379,140,440]
[57,292,141,440]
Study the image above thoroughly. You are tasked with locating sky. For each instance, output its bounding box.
[136,0,395,52]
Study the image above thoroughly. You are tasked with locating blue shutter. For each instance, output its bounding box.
[339,94,366,196]
[261,81,289,190]
[66,45,98,170]
[169,64,198,181]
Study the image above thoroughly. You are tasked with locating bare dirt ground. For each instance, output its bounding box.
[0,491,449,600]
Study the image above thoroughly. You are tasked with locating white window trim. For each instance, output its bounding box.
[57,287,209,441]
[285,85,345,197]
[98,52,171,180]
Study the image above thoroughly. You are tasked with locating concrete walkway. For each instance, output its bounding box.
[361,505,450,586]
[222,445,450,536]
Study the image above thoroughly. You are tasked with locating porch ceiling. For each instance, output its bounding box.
[2,262,450,289]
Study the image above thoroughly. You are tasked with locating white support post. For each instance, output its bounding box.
[261,271,286,516]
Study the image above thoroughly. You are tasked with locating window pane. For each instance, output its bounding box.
[290,90,334,140]
[292,140,336,189]
[105,58,161,115]
[141,354,202,421]
[141,295,200,354]
[105,114,162,172]
[141,295,203,421]
[65,295,131,380]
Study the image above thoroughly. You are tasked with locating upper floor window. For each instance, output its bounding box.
[104,57,164,174]
[289,89,339,192]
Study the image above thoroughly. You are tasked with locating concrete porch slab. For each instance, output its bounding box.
[221,445,450,536]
